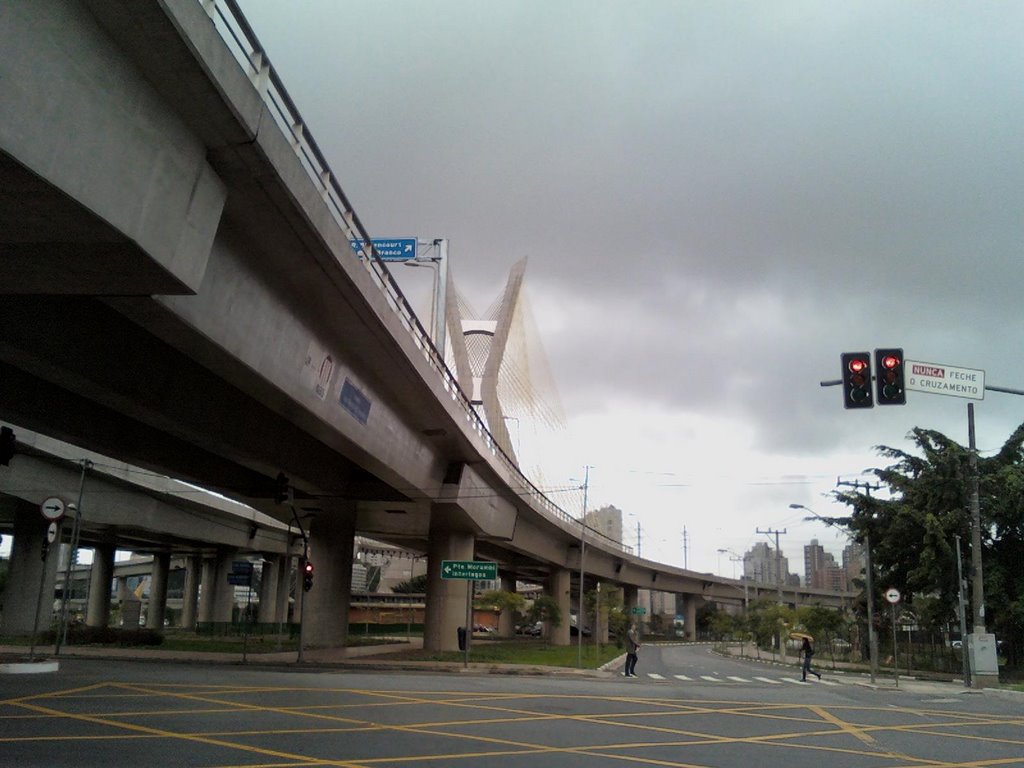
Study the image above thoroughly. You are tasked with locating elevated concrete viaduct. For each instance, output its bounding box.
[0,0,851,650]
[0,424,299,634]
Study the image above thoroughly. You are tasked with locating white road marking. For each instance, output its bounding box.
[700,675,723,682]
[673,674,693,681]
[754,677,782,684]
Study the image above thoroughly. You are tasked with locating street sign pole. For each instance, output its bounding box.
[464,580,473,668]
[885,588,901,688]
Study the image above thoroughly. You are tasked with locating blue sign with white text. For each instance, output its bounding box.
[350,238,417,261]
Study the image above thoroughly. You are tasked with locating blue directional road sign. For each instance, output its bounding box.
[350,238,417,261]
[227,561,254,586]
[441,560,497,580]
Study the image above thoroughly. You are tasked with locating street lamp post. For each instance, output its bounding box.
[576,466,591,669]
[790,503,877,684]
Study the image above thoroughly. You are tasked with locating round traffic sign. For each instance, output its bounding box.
[39,496,66,522]
[885,587,901,604]
[46,521,59,544]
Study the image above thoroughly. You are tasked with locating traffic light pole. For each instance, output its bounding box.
[287,497,310,665]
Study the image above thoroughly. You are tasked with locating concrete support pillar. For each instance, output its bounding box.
[180,555,201,630]
[682,593,697,641]
[211,548,238,623]
[257,555,282,624]
[623,584,638,624]
[497,573,516,638]
[304,511,356,648]
[547,568,571,646]
[86,543,115,628]
[423,521,474,652]
[197,557,216,623]
[145,552,171,630]
[0,503,60,635]
[275,555,292,625]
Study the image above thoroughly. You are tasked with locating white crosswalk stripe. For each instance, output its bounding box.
[652,671,853,686]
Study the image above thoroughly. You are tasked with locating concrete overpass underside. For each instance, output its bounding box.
[0,0,853,650]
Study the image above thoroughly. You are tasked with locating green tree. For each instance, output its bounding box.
[392,574,428,594]
[476,589,526,635]
[835,422,1024,668]
[708,608,738,640]
[527,595,562,641]
[746,599,793,657]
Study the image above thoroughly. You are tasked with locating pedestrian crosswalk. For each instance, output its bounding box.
[631,672,847,687]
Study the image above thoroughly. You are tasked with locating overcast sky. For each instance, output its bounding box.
[238,1,1024,577]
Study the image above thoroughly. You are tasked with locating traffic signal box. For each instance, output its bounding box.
[302,559,314,592]
[273,472,290,504]
[874,348,906,405]
[840,352,873,409]
[0,427,14,465]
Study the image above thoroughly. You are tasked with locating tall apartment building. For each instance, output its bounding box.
[585,504,624,545]
[744,541,791,586]
[842,541,867,586]
[803,538,847,592]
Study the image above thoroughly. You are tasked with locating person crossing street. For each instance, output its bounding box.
[624,623,641,677]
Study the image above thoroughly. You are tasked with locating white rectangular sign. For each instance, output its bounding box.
[905,360,985,400]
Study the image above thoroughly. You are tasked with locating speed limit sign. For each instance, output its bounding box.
[885,587,901,604]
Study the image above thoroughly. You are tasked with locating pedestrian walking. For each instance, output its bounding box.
[624,623,641,677]
[800,636,822,681]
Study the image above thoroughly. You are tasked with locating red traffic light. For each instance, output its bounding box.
[303,560,314,575]
[874,348,905,405]
[840,352,873,409]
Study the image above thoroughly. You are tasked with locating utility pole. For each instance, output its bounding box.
[835,478,881,683]
[757,528,786,603]
[967,403,985,634]
[681,527,689,569]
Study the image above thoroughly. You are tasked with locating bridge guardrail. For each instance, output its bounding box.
[198,0,625,554]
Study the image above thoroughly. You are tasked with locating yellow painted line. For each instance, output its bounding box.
[0,680,111,706]
[9,681,1023,768]
[9,699,372,768]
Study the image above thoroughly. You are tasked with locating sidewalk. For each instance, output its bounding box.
[715,640,1023,699]
[0,641,614,678]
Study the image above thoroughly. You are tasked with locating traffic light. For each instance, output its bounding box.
[273,472,290,504]
[874,348,906,405]
[840,352,873,409]
[0,427,15,466]
[302,559,314,592]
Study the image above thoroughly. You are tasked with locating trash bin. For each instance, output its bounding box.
[457,626,467,651]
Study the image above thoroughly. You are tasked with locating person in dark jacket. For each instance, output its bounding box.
[801,636,822,681]
[624,624,641,677]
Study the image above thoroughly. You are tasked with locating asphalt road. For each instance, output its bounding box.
[2,644,1022,767]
